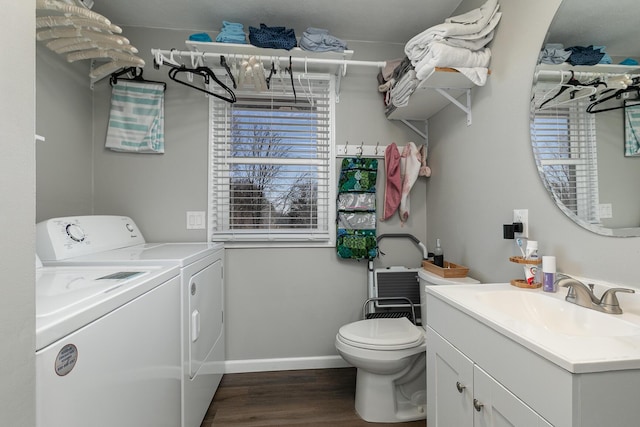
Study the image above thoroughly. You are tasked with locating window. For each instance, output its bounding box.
[530,83,600,224]
[208,73,335,244]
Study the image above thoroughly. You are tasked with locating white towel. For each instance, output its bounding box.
[105,80,165,153]
[439,30,494,50]
[445,0,498,26]
[399,142,421,224]
[405,11,501,62]
[391,70,419,107]
[452,67,489,86]
[414,42,492,80]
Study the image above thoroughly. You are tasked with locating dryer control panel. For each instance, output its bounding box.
[36,215,145,261]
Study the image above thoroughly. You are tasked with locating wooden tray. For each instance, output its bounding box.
[422,260,469,278]
[509,256,542,265]
[510,279,542,289]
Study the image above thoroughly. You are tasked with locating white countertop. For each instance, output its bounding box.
[427,283,640,373]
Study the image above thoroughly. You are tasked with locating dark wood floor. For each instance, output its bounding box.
[200,368,426,426]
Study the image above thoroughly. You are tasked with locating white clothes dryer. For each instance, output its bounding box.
[35,256,181,427]
[36,215,225,427]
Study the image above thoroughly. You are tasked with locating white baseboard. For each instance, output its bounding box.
[224,355,351,374]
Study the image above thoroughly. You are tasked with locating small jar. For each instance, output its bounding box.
[542,256,556,292]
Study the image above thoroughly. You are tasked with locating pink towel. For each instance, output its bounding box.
[382,143,402,220]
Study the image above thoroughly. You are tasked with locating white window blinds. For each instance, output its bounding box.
[530,85,600,224]
[208,73,335,243]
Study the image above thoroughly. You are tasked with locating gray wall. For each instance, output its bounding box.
[36,46,94,222]
[428,0,640,287]
[86,29,425,362]
[595,109,640,229]
[1,1,36,426]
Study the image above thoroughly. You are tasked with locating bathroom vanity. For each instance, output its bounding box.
[425,283,640,427]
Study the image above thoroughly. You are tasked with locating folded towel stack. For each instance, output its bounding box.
[299,27,347,52]
[380,0,501,115]
[538,43,614,66]
[403,0,501,86]
[249,23,297,50]
[216,21,247,44]
[377,57,416,113]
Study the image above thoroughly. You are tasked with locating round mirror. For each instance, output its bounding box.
[530,0,640,237]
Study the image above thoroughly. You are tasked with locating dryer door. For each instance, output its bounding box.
[188,258,223,378]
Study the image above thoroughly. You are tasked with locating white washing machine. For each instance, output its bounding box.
[35,255,181,427]
[36,215,225,427]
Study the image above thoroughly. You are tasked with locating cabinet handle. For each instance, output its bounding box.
[473,399,484,412]
[456,381,466,393]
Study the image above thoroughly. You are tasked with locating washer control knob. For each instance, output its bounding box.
[65,224,85,242]
[125,223,134,232]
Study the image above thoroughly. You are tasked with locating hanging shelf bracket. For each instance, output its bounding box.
[399,120,427,141]
[434,87,472,126]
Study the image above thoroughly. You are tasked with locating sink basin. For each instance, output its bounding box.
[426,283,640,373]
[476,289,640,337]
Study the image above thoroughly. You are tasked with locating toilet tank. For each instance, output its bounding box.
[418,268,479,328]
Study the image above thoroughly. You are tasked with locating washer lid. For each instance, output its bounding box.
[338,317,424,350]
[35,264,179,351]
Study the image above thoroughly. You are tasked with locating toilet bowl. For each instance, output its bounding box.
[335,267,479,423]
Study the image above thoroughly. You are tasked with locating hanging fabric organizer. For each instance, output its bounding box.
[336,157,378,260]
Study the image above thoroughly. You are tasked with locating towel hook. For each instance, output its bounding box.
[375,141,379,156]
[358,142,364,157]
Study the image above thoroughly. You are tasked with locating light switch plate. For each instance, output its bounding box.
[186,211,206,230]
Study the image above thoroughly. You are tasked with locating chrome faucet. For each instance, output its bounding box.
[556,276,635,314]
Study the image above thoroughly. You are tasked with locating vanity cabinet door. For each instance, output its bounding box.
[427,327,474,427]
[473,365,552,427]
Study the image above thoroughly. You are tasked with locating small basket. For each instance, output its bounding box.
[422,260,469,278]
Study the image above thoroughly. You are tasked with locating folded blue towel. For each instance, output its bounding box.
[189,32,213,42]
[620,58,639,66]
[299,27,347,52]
[216,20,247,44]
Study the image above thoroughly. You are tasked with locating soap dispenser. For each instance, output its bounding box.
[434,239,444,267]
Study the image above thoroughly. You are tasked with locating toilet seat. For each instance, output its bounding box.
[337,317,424,350]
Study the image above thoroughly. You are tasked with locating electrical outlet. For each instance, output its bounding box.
[599,203,613,219]
[186,211,206,230]
[513,209,529,238]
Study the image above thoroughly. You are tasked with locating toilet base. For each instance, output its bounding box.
[354,362,426,423]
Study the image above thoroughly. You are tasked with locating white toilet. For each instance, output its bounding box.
[335,267,479,423]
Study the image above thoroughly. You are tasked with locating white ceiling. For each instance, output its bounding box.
[91,0,464,44]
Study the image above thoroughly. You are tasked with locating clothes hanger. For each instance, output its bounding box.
[538,71,604,110]
[538,70,602,110]
[266,60,276,90]
[587,85,640,114]
[220,55,237,89]
[285,56,296,103]
[167,64,236,103]
[110,67,167,91]
[249,57,268,92]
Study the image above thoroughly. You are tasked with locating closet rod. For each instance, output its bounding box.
[535,69,640,82]
[151,48,385,70]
